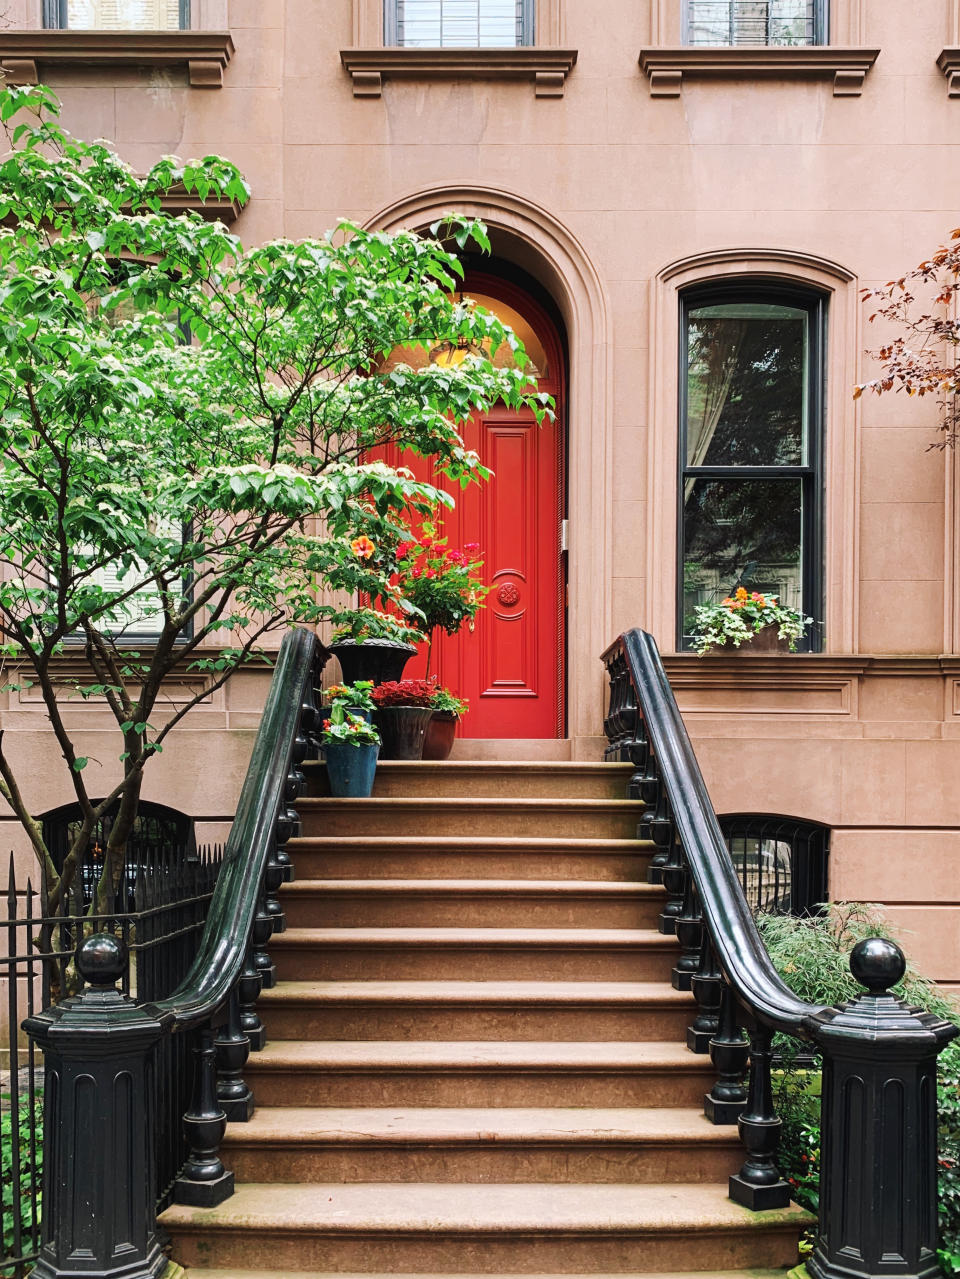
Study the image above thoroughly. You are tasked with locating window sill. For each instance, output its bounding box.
[339,46,578,98]
[638,44,880,97]
[0,30,235,88]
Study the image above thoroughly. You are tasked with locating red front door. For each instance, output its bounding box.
[397,277,566,738]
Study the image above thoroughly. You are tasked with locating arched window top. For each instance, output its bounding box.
[384,0,534,47]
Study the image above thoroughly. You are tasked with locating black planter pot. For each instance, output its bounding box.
[374,705,435,760]
[329,639,417,687]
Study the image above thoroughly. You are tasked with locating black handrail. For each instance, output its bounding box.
[152,626,316,1030]
[24,624,325,1279]
[602,627,957,1279]
[617,628,822,1036]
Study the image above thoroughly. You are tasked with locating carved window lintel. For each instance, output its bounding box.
[938,49,960,97]
[639,45,879,97]
[339,46,577,97]
[0,30,234,87]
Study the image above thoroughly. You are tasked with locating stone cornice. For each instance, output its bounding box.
[339,45,578,97]
[638,44,880,97]
[937,48,960,96]
[0,30,235,88]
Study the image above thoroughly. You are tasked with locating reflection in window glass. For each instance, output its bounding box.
[394,0,527,47]
[686,0,820,45]
[682,478,803,637]
[65,0,183,28]
[686,303,807,468]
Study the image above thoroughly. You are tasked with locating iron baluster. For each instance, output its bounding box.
[251,869,276,990]
[657,832,684,936]
[174,1021,234,1207]
[672,860,702,989]
[688,931,722,1053]
[238,938,266,1051]
[729,1020,791,1210]
[705,981,749,1124]
[215,985,254,1122]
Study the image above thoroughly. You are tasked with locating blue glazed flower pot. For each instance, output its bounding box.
[324,741,379,797]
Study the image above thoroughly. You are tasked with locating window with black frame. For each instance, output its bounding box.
[684,0,826,45]
[384,0,534,46]
[43,0,189,29]
[679,284,824,650]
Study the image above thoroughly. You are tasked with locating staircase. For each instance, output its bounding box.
[163,760,808,1277]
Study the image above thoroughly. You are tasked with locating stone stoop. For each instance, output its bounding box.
[162,760,809,1276]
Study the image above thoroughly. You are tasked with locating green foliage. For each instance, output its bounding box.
[758,905,960,1263]
[1,1095,42,1259]
[319,703,380,747]
[430,684,468,716]
[324,680,376,714]
[0,82,549,903]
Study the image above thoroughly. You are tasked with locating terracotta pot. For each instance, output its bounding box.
[329,639,417,687]
[422,711,459,761]
[727,627,792,655]
[374,705,435,760]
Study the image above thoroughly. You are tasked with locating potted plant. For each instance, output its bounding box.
[394,523,489,677]
[690,587,813,656]
[320,704,381,797]
[371,678,438,760]
[328,533,425,685]
[322,679,376,723]
[423,686,468,761]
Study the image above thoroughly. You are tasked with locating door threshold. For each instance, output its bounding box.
[449,738,573,761]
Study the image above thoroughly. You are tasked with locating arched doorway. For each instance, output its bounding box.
[381,270,567,738]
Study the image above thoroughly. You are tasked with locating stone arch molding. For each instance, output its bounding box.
[647,246,861,654]
[364,185,611,747]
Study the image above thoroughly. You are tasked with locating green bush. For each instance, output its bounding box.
[757,904,960,1271]
[1,1095,42,1264]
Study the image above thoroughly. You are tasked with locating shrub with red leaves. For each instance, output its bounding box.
[371,678,438,707]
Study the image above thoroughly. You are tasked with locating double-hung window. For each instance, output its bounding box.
[43,0,189,29]
[679,284,824,650]
[684,1,826,45]
[384,0,534,47]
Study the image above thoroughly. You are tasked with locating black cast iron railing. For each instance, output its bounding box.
[602,628,958,1279]
[21,627,327,1279]
[1,842,223,1278]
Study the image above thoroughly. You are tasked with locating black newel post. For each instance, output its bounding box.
[23,934,166,1279]
[807,937,958,1279]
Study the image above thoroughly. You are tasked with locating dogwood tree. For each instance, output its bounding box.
[0,83,548,913]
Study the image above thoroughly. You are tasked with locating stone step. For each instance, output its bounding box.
[296,796,643,839]
[305,760,635,800]
[162,1181,809,1273]
[284,835,654,882]
[221,1105,743,1185]
[271,927,679,982]
[256,980,695,1042]
[183,1272,795,1279]
[245,1040,716,1109]
[278,879,666,930]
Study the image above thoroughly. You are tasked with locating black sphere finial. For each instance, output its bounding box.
[849,936,906,993]
[76,933,129,987]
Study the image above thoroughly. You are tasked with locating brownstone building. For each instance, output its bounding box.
[2,0,960,997]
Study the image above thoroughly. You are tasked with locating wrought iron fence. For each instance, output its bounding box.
[720,814,829,916]
[0,842,223,1278]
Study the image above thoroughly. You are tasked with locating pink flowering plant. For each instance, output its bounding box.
[394,522,489,675]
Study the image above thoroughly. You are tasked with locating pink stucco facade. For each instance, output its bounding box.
[4,0,960,988]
